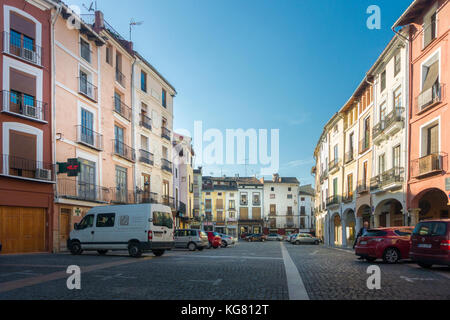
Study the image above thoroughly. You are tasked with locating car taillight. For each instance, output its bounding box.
[440,240,450,251]
[148,230,153,241]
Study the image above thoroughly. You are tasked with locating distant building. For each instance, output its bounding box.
[298,185,315,233]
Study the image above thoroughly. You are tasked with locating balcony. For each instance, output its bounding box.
[416,83,444,115]
[161,127,171,141]
[319,169,328,183]
[57,178,110,203]
[240,200,248,206]
[326,195,340,208]
[113,96,131,121]
[115,69,126,88]
[1,154,54,182]
[328,159,341,174]
[139,114,152,131]
[111,188,136,204]
[161,158,172,173]
[113,140,136,162]
[1,90,47,122]
[136,191,159,204]
[76,125,103,151]
[139,149,154,166]
[3,31,41,65]
[286,219,295,228]
[78,77,98,102]
[161,195,176,208]
[253,200,261,206]
[359,136,371,154]
[411,153,447,179]
[373,108,405,145]
[342,192,354,203]
[357,180,369,194]
[344,150,354,164]
[370,167,404,192]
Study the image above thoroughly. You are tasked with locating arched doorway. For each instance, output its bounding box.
[332,213,342,246]
[357,205,372,227]
[417,189,449,221]
[344,210,356,246]
[374,199,404,227]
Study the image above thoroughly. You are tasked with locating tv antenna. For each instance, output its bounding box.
[129,19,144,41]
[82,1,97,12]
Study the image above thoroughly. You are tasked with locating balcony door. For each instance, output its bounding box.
[393,146,401,175]
[81,108,94,146]
[79,159,96,201]
[114,125,124,155]
[115,166,128,203]
[427,124,439,156]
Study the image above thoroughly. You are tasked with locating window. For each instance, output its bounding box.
[393,145,401,169]
[205,199,212,210]
[80,38,91,63]
[78,215,94,229]
[8,130,37,178]
[96,213,116,228]
[152,211,173,229]
[380,102,386,124]
[229,200,235,209]
[270,204,276,215]
[141,71,147,92]
[106,46,112,65]
[9,68,37,118]
[240,193,248,205]
[394,53,401,76]
[115,165,127,202]
[380,70,386,92]
[300,206,305,215]
[9,12,38,63]
[413,222,447,236]
[423,11,437,48]
[347,174,353,197]
[333,178,338,197]
[379,154,385,174]
[287,194,293,199]
[288,187,292,192]
[393,88,402,111]
[287,207,293,215]
[271,187,275,192]
[426,124,439,156]
[252,193,261,205]
[301,197,305,202]
[80,108,94,145]
[162,89,167,108]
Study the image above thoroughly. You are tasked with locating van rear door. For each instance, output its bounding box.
[151,210,174,243]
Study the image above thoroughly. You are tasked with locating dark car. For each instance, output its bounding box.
[410,220,450,269]
[246,234,266,242]
[355,227,414,263]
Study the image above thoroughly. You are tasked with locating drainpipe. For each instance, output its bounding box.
[131,57,137,198]
[50,3,62,253]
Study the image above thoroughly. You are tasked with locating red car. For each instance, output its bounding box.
[355,227,414,264]
[206,232,222,249]
[410,219,450,269]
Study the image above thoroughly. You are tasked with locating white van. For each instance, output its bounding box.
[67,204,174,257]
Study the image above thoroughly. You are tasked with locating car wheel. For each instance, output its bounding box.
[383,248,400,264]
[295,240,300,245]
[207,242,212,249]
[418,262,433,269]
[128,242,142,258]
[221,240,228,248]
[188,242,197,251]
[314,240,319,245]
[152,250,165,257]
[198,247,204,251]
[366,257,376,262]
[213,245,219,249]
[70,241,83,255]
[97,250,108,255]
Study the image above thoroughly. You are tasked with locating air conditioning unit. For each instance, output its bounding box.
[35,168,52,181]
[23,48,35,62]
[24,105,37,118]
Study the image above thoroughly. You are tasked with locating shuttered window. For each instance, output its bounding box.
[10,68,36,97]
[239,207,248,220]
[10,12,36,39]
[9,130,37,177]
[427,124,439,155]
[422,61,439,92]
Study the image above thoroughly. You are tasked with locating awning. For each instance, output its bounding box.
[422,61,439,92]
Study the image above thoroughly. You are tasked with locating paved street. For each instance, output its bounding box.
[0,241,449,300]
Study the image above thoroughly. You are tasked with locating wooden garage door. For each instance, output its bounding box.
[0,207,46,254]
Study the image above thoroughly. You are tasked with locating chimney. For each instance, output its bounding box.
[272,173,279,182]
[94,11,105,34]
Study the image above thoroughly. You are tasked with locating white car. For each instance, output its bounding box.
[218,233,235,247]
[291,233,321,245]
[266,233,284,241]
[68,204,175,257]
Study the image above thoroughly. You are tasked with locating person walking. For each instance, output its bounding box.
[353,221,370,256]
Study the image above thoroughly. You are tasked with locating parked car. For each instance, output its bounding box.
[246,234,266,242]
[291,233,321,245]
[410,219,450,269]
[206,231,222,249]
[355,227,414,263]
[266,233,284,241]
[175,229,209,251]
[286,233,298,242]
[218,233,235,247]
[68,204,174,258]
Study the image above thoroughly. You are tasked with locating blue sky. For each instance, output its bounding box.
[70,0,412,185]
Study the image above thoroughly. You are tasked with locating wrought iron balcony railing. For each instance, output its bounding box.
[76,125,103,151]
[2,31,41,65]
[344,150,354,164]
[161,195,176,208]
[139,149,154,166]
[326,195,341,207]
[139,114,152,130]
[161,158,172,173]
[78,77,98,102]
[328,159,341,172]
[359,136,371,154]
[57,178,110,203]
[1,90,47,122]
[373,108,404,139]
[113,140,136,162]
[357,180,369,194]
[370,167,404,191]
[115,68,126,87]
[2,154,54,182]
[342,192,354,203]
[411,153,447,178]
[416,83,444,114]
[113,96,131,121]
[161,127,171,141]
[110,188,136,205]
[136,191,159,204]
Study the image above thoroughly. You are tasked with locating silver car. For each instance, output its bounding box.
[218,233,235,247]
[291,233,321,245]
[174,229,209,251]
[266,233,284,241]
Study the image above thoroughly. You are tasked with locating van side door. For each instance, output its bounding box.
[75,214,95,249]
